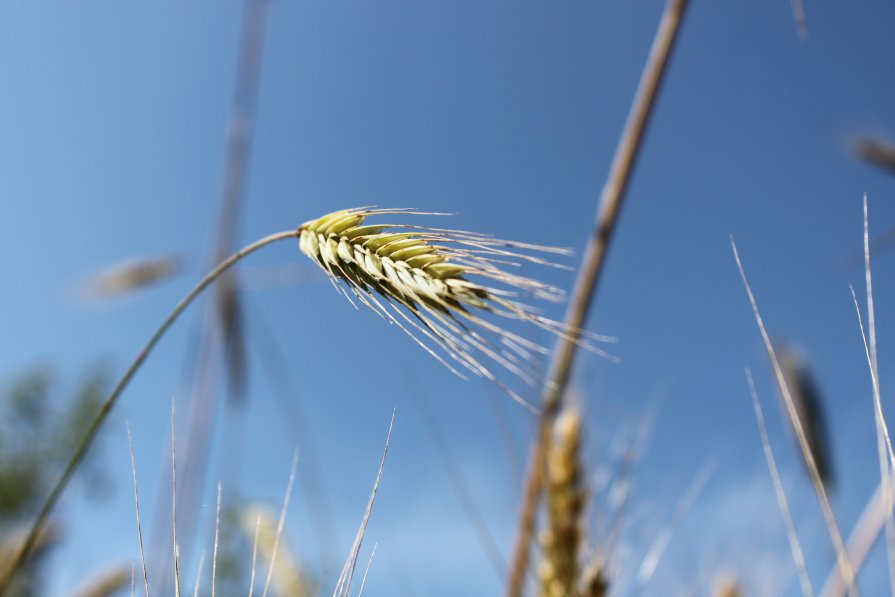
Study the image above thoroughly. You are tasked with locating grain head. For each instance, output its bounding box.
[298,208,614,410]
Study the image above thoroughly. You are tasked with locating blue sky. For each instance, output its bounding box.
[3,0,895,594]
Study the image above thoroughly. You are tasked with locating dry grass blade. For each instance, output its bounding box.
[600,402,659,561]
[171,399,182,597]
[298,208,617,413]
[821,478,895,597]
[262,451,300,597]
[241,505,306,597]
[212,483,221,597]
[539,408,585,597]
[127,422,151,597]
[72,565,132,597]
[849,289,895,472]
[853,194,895,594]
[358,543,377,597]
[635,461,714,589]
[248,514,261,597]
[774,343,835,490]
[746,369,814,597]
[192,552,205,597]
[732,239,858,595]
[334,411,395,597]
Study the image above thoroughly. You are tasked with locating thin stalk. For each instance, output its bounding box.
[152,0,272,584]
[127,422,151,597]
[860,196,895,595]
[746,369,813,597]
[212,483,222,597]
[821,478,895,597]
[172,399,182,597]
[506,0,690,593]
[0,229,299,594]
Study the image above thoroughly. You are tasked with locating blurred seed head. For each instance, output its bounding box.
[774,342,835,490]
[852,135,895,175]
[84,254,183,299]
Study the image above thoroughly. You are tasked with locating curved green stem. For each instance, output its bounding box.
[0,229,299,594]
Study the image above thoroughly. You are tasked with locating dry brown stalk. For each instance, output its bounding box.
[507,0,691,592]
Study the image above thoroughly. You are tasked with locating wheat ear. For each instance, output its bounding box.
[538,408,585,597]
[298,207,615,412]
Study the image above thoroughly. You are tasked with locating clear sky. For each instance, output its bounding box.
[3,0,895,595]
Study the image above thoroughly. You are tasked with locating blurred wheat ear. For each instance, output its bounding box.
[539,408,585,597]
[774,343,835,489]
[852,135,895,174]
[298,207,615,411]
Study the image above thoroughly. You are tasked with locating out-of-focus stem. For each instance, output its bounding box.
[506,1,690,594]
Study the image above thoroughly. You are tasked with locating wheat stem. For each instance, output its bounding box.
[0,229,298,595]
[506,0,690,592]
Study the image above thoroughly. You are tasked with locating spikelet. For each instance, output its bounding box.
[539,408,585,597]
[298,208,614,409]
